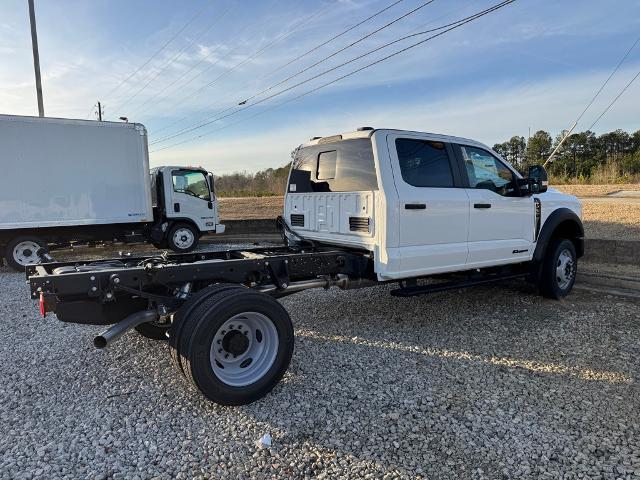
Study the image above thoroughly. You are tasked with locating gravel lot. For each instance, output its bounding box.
[1,248,639,479]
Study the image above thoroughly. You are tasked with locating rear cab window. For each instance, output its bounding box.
[395,138,454,187]
[288,138,377,193]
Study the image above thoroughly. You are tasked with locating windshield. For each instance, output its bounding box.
[172,170,210,200]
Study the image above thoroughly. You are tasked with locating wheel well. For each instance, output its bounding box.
[543,220,584,260]
[550,220,582,253]
[167,220,200,236]
[533,209,584,262]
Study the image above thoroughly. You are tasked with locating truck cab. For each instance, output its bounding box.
[150,166,224,252]
[285,128,583,297]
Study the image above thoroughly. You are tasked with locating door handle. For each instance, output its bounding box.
[174,202,180,213]
[405,203,426,210]
[474,203,491,209]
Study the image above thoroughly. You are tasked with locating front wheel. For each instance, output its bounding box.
[539,238,577,299]
[5,236,47,271]
[167,223,198,253]
[174,289,294,406]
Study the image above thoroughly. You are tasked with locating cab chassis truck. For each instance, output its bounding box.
[27,128,584,406]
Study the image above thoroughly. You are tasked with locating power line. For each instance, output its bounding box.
[238,0,437,106]
[261,0,405,81]
[148,0,403,134]
[575,34,640,127]
[152,0,514,147]
[137,0,282,130]
[151,0,440,145]
[88,1,213,118]
[155,3,333,121]
[150,0,470,141]
[129,8,238,118]
[111,5,232,116]
[150,0,517,152]
[144,0,405,125]
[587,67,640,131]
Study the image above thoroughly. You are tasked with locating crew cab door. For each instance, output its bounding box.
[454,144,534,266]
[388,133,469,276]
[165,168,217,232]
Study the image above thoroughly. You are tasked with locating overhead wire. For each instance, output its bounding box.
[150,0,517,153]
[86,1,213,119]
[576,33,640,127]
[149,2,332,130]
[587,67,640,131]
[151,0,441,145]
[147,0,406,135]
[543,33,640,165]
[111,5,232,115]
[260,0,405,82]
[133,0,281,120]
[237,0,437,106]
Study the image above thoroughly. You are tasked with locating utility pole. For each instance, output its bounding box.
[28,0,44,117]
[96,101,103,121]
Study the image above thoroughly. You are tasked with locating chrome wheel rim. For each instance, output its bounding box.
[173,228,195,249]
[556,249,575,290]
[209,312,279,387]
[12,241,42,266]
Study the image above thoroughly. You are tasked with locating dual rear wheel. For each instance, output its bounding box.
[167,286,294,406]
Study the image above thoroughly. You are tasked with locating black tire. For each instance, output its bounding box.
[539,238,577,299]
[168,284,246,377]
[178,289,294,406]
[166,223,198,253]
[135,322,170,340]
[4,236,47,272]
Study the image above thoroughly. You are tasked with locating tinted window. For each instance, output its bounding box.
[172,170,210,201]
[395,139,454,187]
[289,138,377,193]
[460,146,516,196]
[317,151,337,180]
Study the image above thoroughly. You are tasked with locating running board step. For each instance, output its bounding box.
[390,272,528,297]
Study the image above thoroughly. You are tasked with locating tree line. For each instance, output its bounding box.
[214,128,640,196]
[493,128,640,183]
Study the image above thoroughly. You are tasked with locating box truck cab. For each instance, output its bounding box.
[0,114,223,270]
[149,166,223,251]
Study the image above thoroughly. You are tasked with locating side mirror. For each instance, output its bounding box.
[207,173,215,200]
[528,165,548,194]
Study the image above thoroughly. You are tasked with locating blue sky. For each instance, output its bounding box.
[1,0,640,173]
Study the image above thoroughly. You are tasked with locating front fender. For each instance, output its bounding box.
[533,208,584,261]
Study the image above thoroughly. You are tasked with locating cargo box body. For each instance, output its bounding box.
[0,115,153,230]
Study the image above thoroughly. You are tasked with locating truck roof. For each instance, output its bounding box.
[302,128,491,150]
[0,113,145,132]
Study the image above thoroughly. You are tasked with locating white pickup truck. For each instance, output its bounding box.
[28,128,583,406]
[284,127,583,299]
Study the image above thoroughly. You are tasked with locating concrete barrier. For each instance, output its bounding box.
[211,219,640,266]
[583,239,640,266]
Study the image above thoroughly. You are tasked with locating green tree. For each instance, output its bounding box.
[525,130,552,168]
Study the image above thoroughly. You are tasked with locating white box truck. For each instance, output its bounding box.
[0,114,224,270]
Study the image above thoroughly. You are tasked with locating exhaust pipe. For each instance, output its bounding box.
[94,310,158,349]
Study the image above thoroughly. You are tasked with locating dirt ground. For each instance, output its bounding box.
[553,184,640,197]
[218,196,284,221]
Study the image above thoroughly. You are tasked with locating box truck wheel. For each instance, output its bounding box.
[167,223,198,253]
[5,236,47,271]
